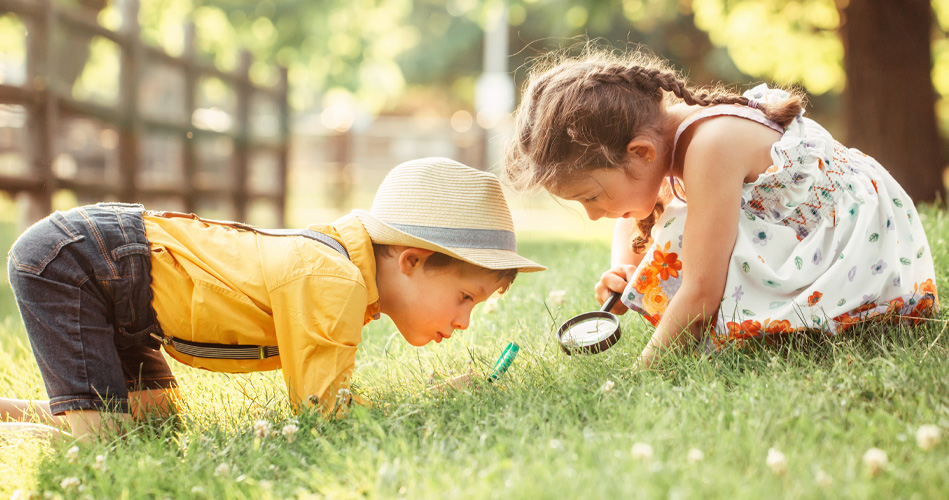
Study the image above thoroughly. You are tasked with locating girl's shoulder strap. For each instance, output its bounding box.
[668,105,785,202]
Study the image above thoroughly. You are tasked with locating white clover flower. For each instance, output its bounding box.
[766,448,787,475]
[253,420,273,439]
[862,447,887,476]
[815,469,833,487]
[92,454,106,471]
[915,424,942,451]
[548,439,563,450]
[213,463,231,477]
[631,443,654,461]
[282,423,300,443]
[336,388,353,407]
[483,296,500,314]
[600,380,615,393]
[547,290,567,305]
[65,446,79,464]
[190,486,205,495]
[60,477,80,490]
[686,448,704,464]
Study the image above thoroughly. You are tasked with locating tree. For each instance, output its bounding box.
[692,0,946,203]
[839,0,944,203]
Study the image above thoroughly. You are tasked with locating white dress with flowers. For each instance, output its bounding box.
[620,85,938,347]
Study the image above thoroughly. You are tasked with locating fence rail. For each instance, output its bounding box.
[0,0,290,230]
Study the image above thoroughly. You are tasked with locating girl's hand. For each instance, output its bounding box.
[595,265,637,314]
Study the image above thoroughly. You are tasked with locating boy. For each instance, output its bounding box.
[1,158,544,439]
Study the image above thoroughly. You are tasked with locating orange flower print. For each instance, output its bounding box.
[911,297,934,319]
[764,319,792,334]
[833,312,861,332]
[642,287,670,316]
[887,297,905,314]
[643,313,661,327]
[725,319,762,340]
[650,249,682,281]
[851,303,877,315]
[807,291,823,307]
[634,266,661,294]
[918,278,937,295]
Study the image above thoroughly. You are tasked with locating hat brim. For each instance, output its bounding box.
[354,210,545,273]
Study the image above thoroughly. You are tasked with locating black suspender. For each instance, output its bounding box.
[148,218,351,360]
[249,227,349,260]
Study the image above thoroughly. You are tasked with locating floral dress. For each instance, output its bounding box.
[620,85,939,347]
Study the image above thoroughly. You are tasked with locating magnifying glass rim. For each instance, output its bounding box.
[557,310,622,355]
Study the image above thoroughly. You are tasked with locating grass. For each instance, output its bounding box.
[0,207,947,499]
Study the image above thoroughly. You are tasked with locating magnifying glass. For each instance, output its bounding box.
[556,291,622,355]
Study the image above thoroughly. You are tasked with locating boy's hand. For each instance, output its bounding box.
[595,265,636,314]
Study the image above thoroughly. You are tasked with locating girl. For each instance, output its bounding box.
[503,50,938,366]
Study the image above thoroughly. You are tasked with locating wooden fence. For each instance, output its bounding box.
[0,0,289,230]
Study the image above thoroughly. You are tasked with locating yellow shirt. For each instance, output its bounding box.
[143,212,380,411]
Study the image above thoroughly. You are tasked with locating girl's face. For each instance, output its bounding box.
[552,159,668,221]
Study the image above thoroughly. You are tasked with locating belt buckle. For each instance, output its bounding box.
[150,332,170,345]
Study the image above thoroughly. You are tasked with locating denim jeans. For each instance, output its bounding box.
[7,203,177,415]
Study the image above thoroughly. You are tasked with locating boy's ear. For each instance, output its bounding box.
[398,247,435,275]
[626,138,657,164]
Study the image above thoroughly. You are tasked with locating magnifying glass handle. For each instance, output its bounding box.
[600,291,621,313]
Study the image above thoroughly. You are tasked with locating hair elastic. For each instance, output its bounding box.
[747,99,759,109]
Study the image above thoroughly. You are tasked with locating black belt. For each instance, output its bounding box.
[153,335,282,359]
[149,221,350,359]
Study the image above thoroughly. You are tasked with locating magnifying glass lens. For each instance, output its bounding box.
[556,291,623,354]
[561,317,618,347]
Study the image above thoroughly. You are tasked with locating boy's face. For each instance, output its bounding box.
[385,249,504,346]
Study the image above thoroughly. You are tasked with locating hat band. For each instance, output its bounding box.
[388,222,516,251]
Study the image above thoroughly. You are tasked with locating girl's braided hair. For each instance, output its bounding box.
[502,49,803,253]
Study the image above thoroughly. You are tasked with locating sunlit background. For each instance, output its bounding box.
[2,0,949,242]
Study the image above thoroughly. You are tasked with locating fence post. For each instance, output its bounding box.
[19,0,56,230]
[277,67,289,227]
[233,51,251,222]
[118,0,141,202]
[182,23,197,213]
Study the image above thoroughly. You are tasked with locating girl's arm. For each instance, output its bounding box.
[640,117,777,367]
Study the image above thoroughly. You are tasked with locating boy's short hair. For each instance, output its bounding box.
[373,244,518,293]
[354,157,545,274]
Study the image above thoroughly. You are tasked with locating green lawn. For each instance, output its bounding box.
[0,208,947,499]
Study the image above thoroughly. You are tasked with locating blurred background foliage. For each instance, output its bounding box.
[10,0,942,122]
[1,0,948,207]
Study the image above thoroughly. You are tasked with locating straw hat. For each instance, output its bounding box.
[354,157,545,272]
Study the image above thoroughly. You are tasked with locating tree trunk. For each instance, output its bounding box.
[839,0,945,203]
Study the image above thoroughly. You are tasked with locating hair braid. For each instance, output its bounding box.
[649,69,803,128]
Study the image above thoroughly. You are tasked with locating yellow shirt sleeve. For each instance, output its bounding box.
[270,273,367,414]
